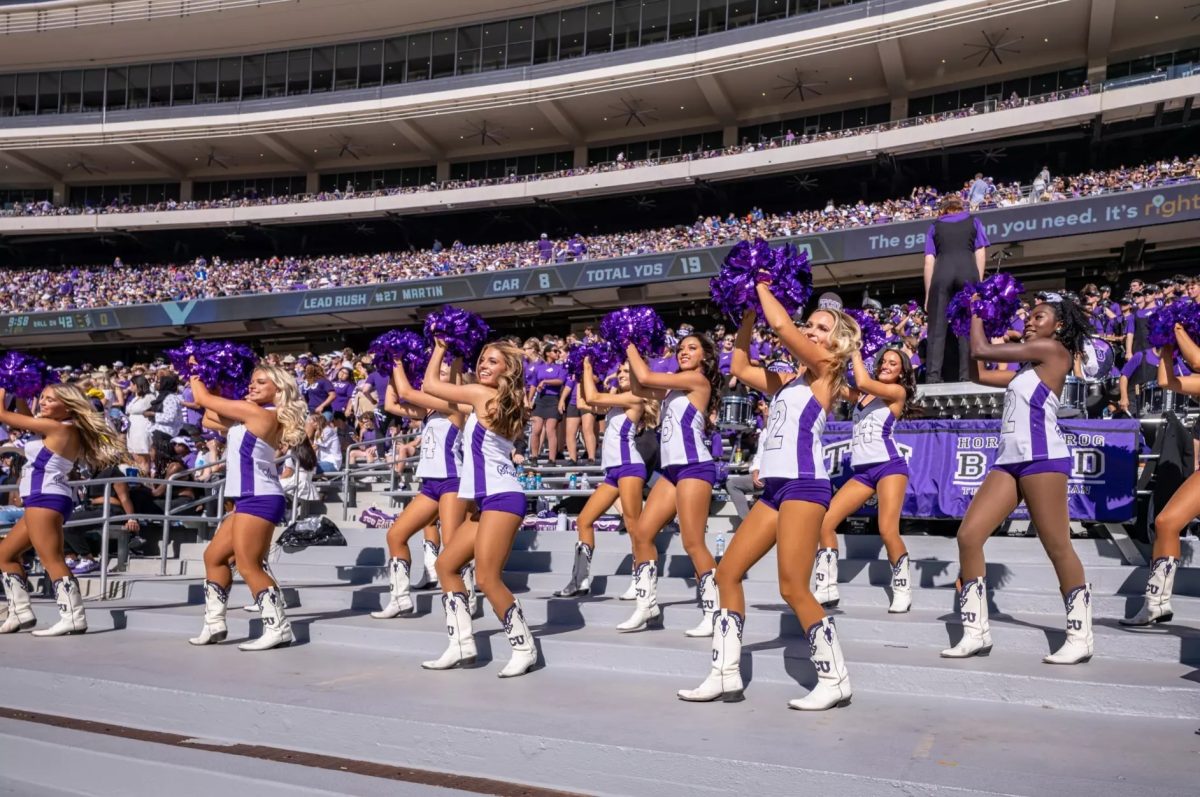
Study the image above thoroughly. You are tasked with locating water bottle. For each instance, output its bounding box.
[715,532,726,559]
[535,473,544,491]
[568,472,578,490]
[580,472,590,490]
[556,512,569,531]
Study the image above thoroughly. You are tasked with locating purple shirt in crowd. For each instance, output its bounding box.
[331,380,355,413]
[924,211,989,256]
[534,362,567,396]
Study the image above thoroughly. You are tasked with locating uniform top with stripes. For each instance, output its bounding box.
[995,366,1070,465]
[19,436,75,500]
[759,376,828,481]
[416,411,462,480]
[600,406,644,470]
[659,389,712,467]
[459,412,523,500]
[225,421,284,499]
[851,396,902,467]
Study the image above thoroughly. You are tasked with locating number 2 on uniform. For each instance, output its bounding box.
[766,404,787,450]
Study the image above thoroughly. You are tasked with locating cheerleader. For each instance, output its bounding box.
[620,332,722,636]
[1121,323,1200,626]
[943,294,1094,663]
[554,358,646,598]
[421,339,537,677]
[815,347,920,613]
[188,365,308,651]
[371,357,467,619]
[679,295,860,709]
[0,384,123,636]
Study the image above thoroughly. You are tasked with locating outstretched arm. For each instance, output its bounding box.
[0,389,61,437]
[189,378,278,438]
[850,351,906,404]
[1158,345,1200,396]
[756,283,831,374]
[625,344,706,393]
[730,309,780,395]
[394,359,462,415]
[421,340,491,412]
[581,359,641,408]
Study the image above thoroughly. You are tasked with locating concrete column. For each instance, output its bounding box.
[179,179,194,202]
[573,145,587,169]
[306,172,320,193]
[722,125,738,148]
[51,181,67,205]
[890,96,908,121]
[1086,64,1107,87]
[436,160,450,183]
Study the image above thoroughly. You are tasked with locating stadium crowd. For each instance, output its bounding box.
[1,154,1196,316]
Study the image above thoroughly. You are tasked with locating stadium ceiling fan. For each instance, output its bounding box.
[788,174,819,192]
[973,147,1008,165]
[627,195,656,211]
[608,97,657,128]
[461,119,505,147]
[1188,2,1200,20]
[330,135,365,160]
[962,29,1023,67]
[774,69,826,102]
[205,148,231,169]
[65,155,105,175]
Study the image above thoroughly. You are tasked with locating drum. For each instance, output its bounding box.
[718,395,755,430]
[1140,383,1177,415]
[1059,376,1086,414]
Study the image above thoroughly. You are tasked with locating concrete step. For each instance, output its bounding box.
[44,601,1199,719]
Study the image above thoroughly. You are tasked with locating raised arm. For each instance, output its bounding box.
[382,382,424,421]
[850,351,906,404]
[968,315,1061,366]
[0,389,63,438]
[1158,345,1200,396]
[421,340,491,413]
[625,343,707,393]
[393,359,462,415]
[581,359,641,409]
[189,377,277,439]
[1174,324,1200,371]
[756,283,832,373]
[730,309,780,395]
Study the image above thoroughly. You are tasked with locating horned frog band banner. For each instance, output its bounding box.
[822,419,1140,523]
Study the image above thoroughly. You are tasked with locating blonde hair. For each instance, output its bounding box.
[811,309,861,399]
[480,341,527,441]
[47,383,126,470]
[641,398,661,430]
[255,365,308,447]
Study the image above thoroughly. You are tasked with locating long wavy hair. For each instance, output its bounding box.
[680,334,723,431]
[812,309,861,400]
[480,341,527,441]
[641,398,662,430]
[874,348,922,419]
[47,383,126,470]
[255,365,308,447]
[1045,298,1093,359]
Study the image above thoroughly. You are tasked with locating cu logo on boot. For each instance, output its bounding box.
[447,626,455,636]
[702,599,714,610]
[895,578,908,588]
[1149,584,1160,595]
[1067,619,1082,630]
[963,612,977,623]
[512,634,526,645]
[815,661,831,673]
[636,588,646,598]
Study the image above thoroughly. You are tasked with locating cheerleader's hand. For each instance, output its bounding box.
[754,267,773,285]
[0,387,7,406]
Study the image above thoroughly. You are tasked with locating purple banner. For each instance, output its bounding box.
[822,419,1140,522]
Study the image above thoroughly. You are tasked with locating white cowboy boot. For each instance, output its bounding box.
[616,561,661,632]
[618,571,638,600]
[188,581,229,645]
[0,572,36,633]
[498,600,538,678]
[371,557,415,619]
[553,542,593,598]
[413,540,439,589]
[789,617,852,710]
[462,561,478,617]
[1120,557,1177,627]
[888,554,912,614]
[238,586,294,651]
[813,548,840,608]
[242,559,275,611]
[422,592,477,670]
[32,577,87,637]
[941,577,992,658]
[1044,584,1094,665]
[678,609,745,702]
[684,569,718,637]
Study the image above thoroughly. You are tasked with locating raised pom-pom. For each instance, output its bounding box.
[600,306,667,356]
[566,341,620,382]
[709,238,813,321]
[166,339,259,398]
[1148,300,1200,347]
[369,330,430,387]
[0,351,58,400]
[947,272,1025,339]
[424,305,490,362]
[845,309,887,361]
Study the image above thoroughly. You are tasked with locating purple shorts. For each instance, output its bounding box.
[850,459,910,489]
[994,458,1072,480]
[234,495,287,525]
[22,494,75,521]
[603,464,647,488]
[419,477,460,502]
[659,462,717,486]
[476,492,526,518]
[758,477,831,510]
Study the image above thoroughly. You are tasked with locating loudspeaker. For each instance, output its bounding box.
[617,285,647,302]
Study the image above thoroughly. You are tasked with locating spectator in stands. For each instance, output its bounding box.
[124,375,154,473]
[147,372,183,449]
[923,195,988,382]
[300,364,336,417]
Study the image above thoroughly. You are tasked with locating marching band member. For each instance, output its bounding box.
[372,357,467,619]
[0,385,124,636]
[816,347,920,613]
[421,339,537,677]
[554,358,646,598]
[619,333,722,636]
[188,365,308,651]
[943,293,1094,664]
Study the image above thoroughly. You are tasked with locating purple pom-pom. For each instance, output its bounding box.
[845,309,887,360]
[0,351,58,400]
[946,273,1025,339]
[424,305,491,362]
[1148,299,1200,347]
[600,306,667,356]
[166,338,259,398]
[566,341,620,382]
[709,238,813,321]
[369,330,430,387]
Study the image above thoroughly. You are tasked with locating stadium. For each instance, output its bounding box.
[0,0,1198,794]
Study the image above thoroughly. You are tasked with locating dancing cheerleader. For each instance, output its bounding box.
[943,293,1094,663]
[620,331,722,636]
[679,294,860,709]
[421,339,537,677]
[815,347,920,613]
[0,384,123,636]
[1121,323,1200,626]
[372,357,468,619]
[554,357,646,598]
[188,365,307,651]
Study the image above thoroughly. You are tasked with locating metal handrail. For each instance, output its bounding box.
[334,431,419,520]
